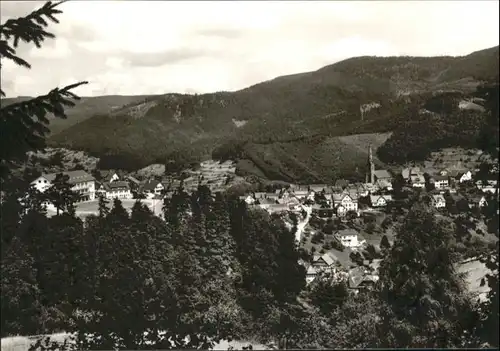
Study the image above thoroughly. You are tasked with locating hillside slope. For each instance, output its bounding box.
[1,95,158,135]
[47,46,498,181]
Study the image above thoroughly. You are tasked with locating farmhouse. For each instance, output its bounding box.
[334,228,364,248]
[348,266,379,292]
[141,180,164,198]
[31,170,96,201]
[433,174,450,190]
[410,173,425,188]
[239,195,256,205]
[369,194,393,207]
[100,181,133,200]
[431,194,446,209]
[376,178,393,191]
[305,253,340,284]
[373,169,392,182]
[126,176,141,188]
[331,193,358,215]
[456,170,473,183]
[100,170,121,183]
[470,195,488,208]
[402,167,422,181]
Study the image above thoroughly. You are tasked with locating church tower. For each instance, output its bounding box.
[366,145,375,184]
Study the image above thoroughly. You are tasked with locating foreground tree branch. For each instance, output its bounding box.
[0,1,88,179]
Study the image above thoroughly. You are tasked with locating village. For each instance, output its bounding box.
[29,146,498,296]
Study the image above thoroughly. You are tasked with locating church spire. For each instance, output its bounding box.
[366,145,375,184]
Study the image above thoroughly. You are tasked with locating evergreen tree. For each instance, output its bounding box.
[380,235,391,251]
[0,190,23,247]
[378,202,479,348]
[97,193,110,218]
[309,279,349,316]
[0,0,87,179]
[478,242,499,347]
[1,236,42,337]
[45,173,80,215]
[107,197,129,225]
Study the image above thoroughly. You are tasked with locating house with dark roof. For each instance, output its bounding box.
[31,170,96,201]
[432,174,450,190]
[431,194,446,209]
[141,180,164,198]
[331,193,358,216]
[306,252,342,284]
[373,169,392,182]
[369,194,393,207]
[126,176,141,188]
[100,170,121,183]
[348,266,379,292]
[99,181,132,200]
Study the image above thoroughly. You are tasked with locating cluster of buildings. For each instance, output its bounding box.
[28,160,238,208]
[401,166,496,210]
[304,251,381,292]
[239,146,396,217]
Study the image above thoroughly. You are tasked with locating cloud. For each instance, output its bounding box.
[0,0,498,97]
[121,48,210,67]
[29,38,71,59]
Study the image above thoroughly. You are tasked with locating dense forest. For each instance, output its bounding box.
[377,82,499,164]
[1,177,499,349]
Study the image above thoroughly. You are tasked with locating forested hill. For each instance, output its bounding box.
[6,46,499,181]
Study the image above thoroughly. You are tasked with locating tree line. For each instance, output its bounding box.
[1,179,498,349]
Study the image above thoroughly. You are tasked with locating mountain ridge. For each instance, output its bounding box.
[3,46,498,182]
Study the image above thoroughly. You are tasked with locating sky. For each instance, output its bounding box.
[1,0,499,98]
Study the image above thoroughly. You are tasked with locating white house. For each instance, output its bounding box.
[142,180,164,197]
[410,173,425,188]
[102,181,133,200]
[334,229,364,248]
[456,171,472,183]
[433,175,449,190]
[471,195,488,208]
[332,193,358,215]
[238,195,256,205]
[31,170,96,201]
[431,194,446,209]
[100,170,120,183]
[369,194,393,207]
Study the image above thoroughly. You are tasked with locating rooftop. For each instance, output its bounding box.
[40,170,94,184]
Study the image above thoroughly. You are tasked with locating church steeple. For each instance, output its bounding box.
[366,145,375,184]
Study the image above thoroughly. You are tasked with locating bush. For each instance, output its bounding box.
[331,240,344,252]
[365,222,376,234]
[311,231,325,244]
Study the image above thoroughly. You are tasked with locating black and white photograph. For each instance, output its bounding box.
[0,0,499,350]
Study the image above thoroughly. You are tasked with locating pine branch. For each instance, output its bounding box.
[0,81,88,178]
[0,1,68,97]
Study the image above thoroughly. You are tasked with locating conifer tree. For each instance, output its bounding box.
[1,236,42,337]
[0,1,87,179]
[97,193,110,218]
[45,173,80,215]
[478,242,499,347]
[378,202,479,348]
